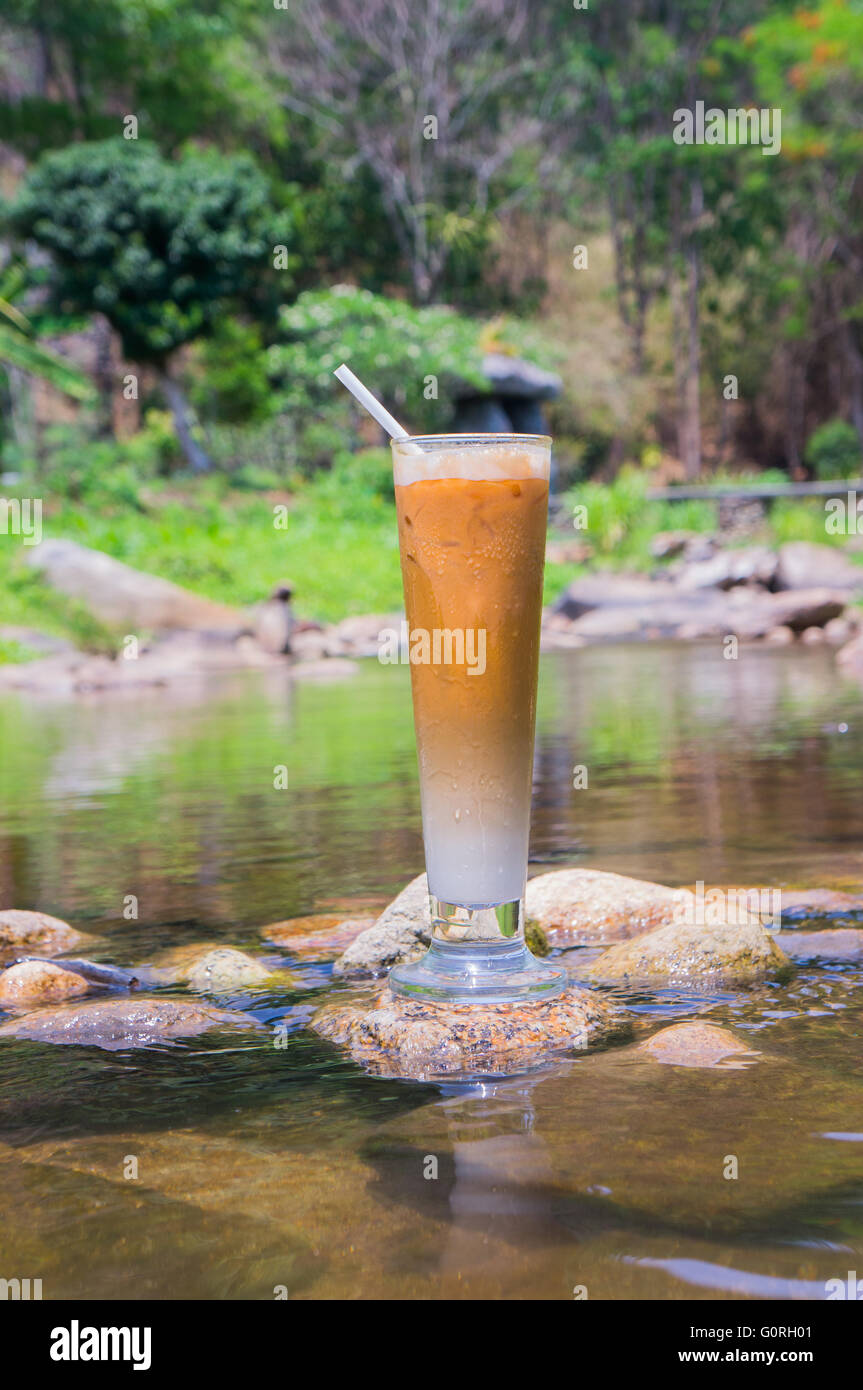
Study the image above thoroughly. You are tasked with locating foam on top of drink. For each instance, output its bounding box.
[393,439,549,486]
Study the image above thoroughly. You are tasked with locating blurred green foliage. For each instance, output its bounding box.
[267,286,489,435]
[805,419,862,481]
[12,140,292,366]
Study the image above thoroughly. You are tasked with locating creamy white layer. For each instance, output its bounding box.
[392,438,549,486]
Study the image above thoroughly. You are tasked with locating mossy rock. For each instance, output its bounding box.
[525,918,550,957]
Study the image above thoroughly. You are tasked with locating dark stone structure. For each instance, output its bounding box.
[451,353,562,438]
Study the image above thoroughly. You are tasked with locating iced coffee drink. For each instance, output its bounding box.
[388,434,567,1004]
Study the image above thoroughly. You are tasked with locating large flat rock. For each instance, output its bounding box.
[313,983,620,1079]
[27,539,247,634]
[0,996,260,1049]
[777,928,863,962]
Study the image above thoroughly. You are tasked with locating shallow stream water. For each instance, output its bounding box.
[1,643,862,1300]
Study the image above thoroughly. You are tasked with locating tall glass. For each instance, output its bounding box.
[389,433,567,1004]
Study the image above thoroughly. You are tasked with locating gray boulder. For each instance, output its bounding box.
[333,873,430,979]
[555,584,846,643]
[479,353,562,401]
[525,868,693,946]
[586,917,789,984]
[673,546,777,592]
[585,917,790,986]
[737,588,846,636]
[775,541,863,593]
[552,573,672,621]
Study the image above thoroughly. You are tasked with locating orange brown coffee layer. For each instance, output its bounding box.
[395,471,548,907]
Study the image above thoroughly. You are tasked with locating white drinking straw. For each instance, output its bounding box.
[333,363,413,442]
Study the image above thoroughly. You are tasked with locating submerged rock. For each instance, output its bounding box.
[333,874,431,979]
[525,868,693,946]
[586,918,790,986]
[147,944,296,993]
[262,914,376,960]
[776,929,863,962]
[778,888,863,920]
[0,910,86,959]
[184,949,273,992]
[638,1022,760,1069]
[313,984,619,1079]
[0,960,90,1008]
[0,997,259,1049]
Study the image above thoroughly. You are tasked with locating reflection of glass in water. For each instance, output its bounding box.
[436,1081,559,1279]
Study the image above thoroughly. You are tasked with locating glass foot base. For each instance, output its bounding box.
[388,937,568,1006]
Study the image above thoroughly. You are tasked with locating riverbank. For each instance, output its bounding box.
[2,465,862,664]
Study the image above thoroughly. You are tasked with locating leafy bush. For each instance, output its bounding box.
[12,139,291,365]
[322,448,394,503]
[203,415,298,480]
[0,635,33,666]
[191,317,272,425]
[562,467,716,563]
[267,285,492,438]
[804,418,862,480]
[6,422,163,506]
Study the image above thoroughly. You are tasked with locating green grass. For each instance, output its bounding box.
[0,547,119,657]
[0,634,33,664]
[0,471,405,661]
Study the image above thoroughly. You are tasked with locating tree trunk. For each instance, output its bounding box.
[93,316,115,440]
[668,266,687,466]
[841,323,863,449]
[161,372,211,474]
[5,367,35,455]
[683,175,703,480]
[785,350,805,476]
[667,174,688,469]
